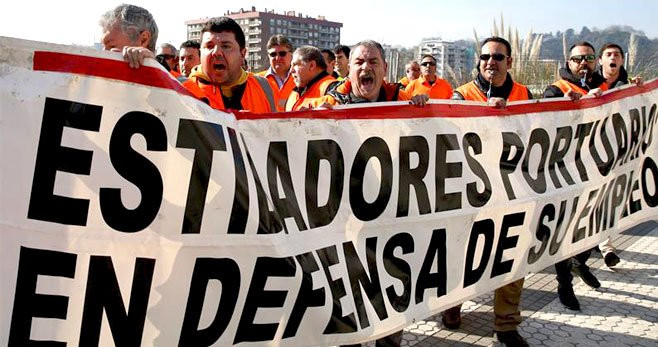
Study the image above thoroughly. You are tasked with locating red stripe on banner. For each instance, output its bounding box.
[236,78,658,120]
[33,51,193,97]
[32,50,657,120]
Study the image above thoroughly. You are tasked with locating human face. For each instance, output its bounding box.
[568,45,596,79]
[349,45,387,101]
[479,41,512,86]
[420,57,437,78]
[158,46,177,71]
[291,52,317,88]
[322,52,336,75]
[268,44,292,75]
[335,51,349,77]
[101,23,139,51]
[179,47,200,77]
[200,31,246,85]
[599,47,624,78]
[406,62,420,80]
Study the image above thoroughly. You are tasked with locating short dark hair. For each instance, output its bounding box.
[482,36,512,56]
[267,34,293,51]
[421,54,436,63]
[598,43,624,57]
[201,17,245,50]
[321,49,336,62]
[180,40,200,50]
[295,46,327,70]
[569,41,596,54]
[334,44,350,57]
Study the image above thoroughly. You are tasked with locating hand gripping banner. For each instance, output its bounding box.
[1,37,657,346]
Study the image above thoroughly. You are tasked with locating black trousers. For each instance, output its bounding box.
[555,248,592,287]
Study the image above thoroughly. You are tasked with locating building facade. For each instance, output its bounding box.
[418,38,469,80]
[186,7,342,72]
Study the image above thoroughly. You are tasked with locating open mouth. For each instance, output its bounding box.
[610,63,617,68]
[213,63,226,71]
[359,75,374,87]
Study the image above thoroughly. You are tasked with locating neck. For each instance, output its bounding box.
[275,69,289,81]
[491,74,506,87]
[425,74,436,82]
[603,70,619,84]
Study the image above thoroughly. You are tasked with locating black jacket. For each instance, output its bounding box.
[543,67,607,98]
[594,65,629,89]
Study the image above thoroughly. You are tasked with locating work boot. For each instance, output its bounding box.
[558,285,580,311]
[571,266,601,288]
[494,330,529,347]
[441,305,462,330]
[604,252,621,268]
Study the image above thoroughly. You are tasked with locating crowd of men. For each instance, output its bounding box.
[99,4,644,347]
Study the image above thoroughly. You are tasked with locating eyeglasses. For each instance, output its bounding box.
[159,54,175,60]
[479,53,507,61]
[420,61,436,67]
[569,54,596,63]
[269,51,290,58]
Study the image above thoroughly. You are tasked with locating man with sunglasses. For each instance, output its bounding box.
[157,43,181,79]
[258,34,296,111]
[543,41,607,312]
[442,37,531,347]
[404,55,452,99]
[543,41,608,100]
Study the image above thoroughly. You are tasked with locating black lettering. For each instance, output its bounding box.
[491,212,525,277]
[179,258,240,346]
[317,245,357,334]
[283,253,326,338]
[573,122,593,182]
[549,197,579,255]
[499,132,525,200]
[234,257,295,343]
[305,139,344,228]
[28,97,101,226]
[9,247,76,346]
[350,137,393,221]
[528,204,554,264]
[463,132,491,207]
[627,109,642,162]
[641,104,657,153]
[227,128,249,234]
[572,190,598,243]
[548,126,575,188]
[267,142,307,231]
[611,113,629,169]
[435,134,462,212]
[589,118,615,176]
[415,228,447,303]
[641,156,658,207]
[522,128,549,194]
[383,233,413,312]
[608,174,628,229]
[80,256,155,346]
[464,219,494,287]
[344,238,387,329]
[397,136,431,216]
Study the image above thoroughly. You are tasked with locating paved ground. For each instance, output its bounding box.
[396,221,658,347]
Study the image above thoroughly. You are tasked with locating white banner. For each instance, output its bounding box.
[1,37,657,346]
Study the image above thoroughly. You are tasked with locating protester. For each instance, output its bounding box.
[398,61,420,89]
[258,34,296,110]
[334,44,351,80]
[544,41,607,311]
[99,4,158,53]
[443,37,532,347]
[182,17,277,112]
[404,55,452,99]
[321,49,340,78]
[286,46,336,111]
[157,42,180,78]
[178,40,201,78]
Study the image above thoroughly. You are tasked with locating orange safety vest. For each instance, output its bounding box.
[317,80,410,105]
[170,70,182,79]
[405,75,452,99]
[285,74,336,111]
[552,79,609,95]
[258,70,296,111]
[183,73,277,113]
[398,76,410,88]
[455,80,530,102]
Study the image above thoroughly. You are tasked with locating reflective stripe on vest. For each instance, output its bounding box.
[253,75,278,113]
[456,81,529,102]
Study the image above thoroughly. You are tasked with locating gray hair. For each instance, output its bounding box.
[158,42,177,55]
[294,46,327,70]
[350,40,386,64]
[99,4,158,52]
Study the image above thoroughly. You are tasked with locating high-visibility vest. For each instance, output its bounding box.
[258,70,296,111]
[285,74,336,111]
[405,76,452,99]
[317,80,410,105]
[552,79,609,96]
[455,80,530,102]
[183,73,277,113]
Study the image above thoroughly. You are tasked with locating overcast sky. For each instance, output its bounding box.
[2,0,656,48]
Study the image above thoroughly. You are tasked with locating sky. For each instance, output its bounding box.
[1,0,657,48]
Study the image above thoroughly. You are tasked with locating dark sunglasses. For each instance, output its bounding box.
[420,61,436,67]
[479,53,507,61]
[269,51,290,58]
[159,54,175,60]
[569,54,596,63]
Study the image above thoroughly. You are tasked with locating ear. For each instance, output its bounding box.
[240,47,247,59]
[506,56,513,69]
[138,31,151,49]
[384,61,388,74]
